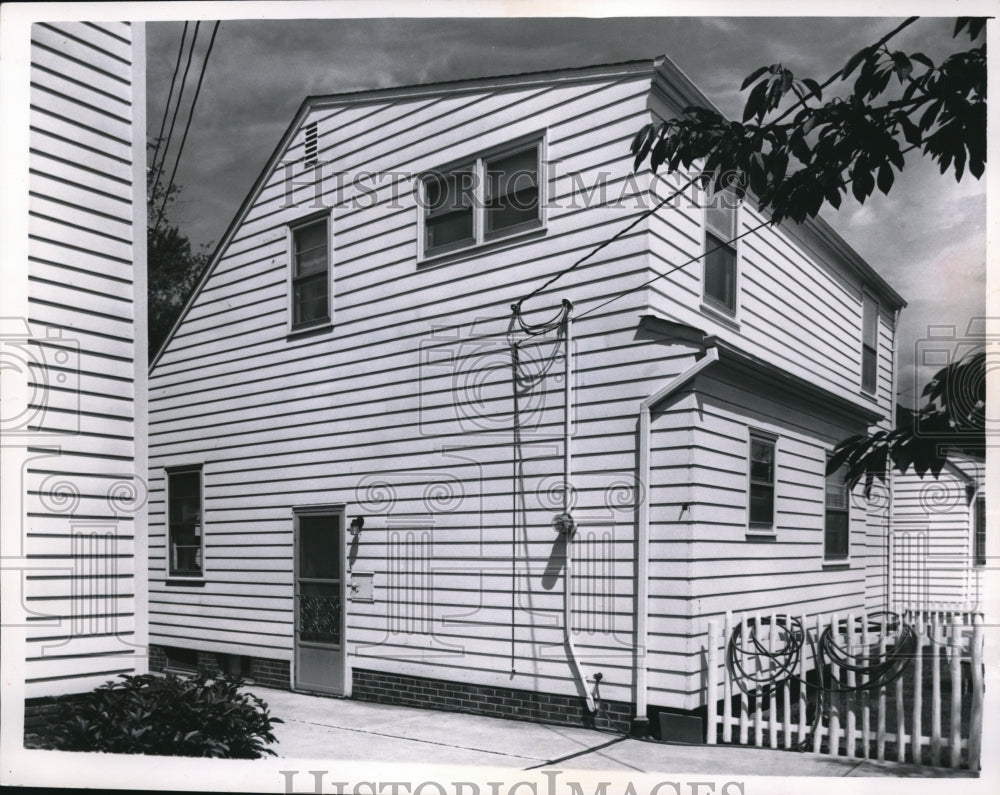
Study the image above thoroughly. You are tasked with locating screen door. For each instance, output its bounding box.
[294,509,344,694]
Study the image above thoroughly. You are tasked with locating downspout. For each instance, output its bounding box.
[633,342,719,736]
[562,303,596,712]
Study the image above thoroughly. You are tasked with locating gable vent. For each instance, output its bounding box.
[304,121,318,167]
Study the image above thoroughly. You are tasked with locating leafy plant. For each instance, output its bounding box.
[33,673,282,758]
[828,350,985,496]
[630,17,985,224]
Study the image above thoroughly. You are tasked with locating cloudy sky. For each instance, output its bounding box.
[146,12,987,402]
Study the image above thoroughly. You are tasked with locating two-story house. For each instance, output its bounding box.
[146,55,905,737]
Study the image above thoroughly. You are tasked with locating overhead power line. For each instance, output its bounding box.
[149,21,201,210]
[154,21,222,233]
[149,22,189,181]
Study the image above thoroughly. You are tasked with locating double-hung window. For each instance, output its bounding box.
[704,191,739,313]
[290,216,330,330]
[748,433,776,529]
[168,467,203,577]
[824,461,850,560]
[861,292,878,394]
[423,138,542,258]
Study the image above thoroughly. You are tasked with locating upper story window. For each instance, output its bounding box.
[703,191,739,314]
[861,292,878,394]
[824,460,850,560]
[289,215,331,330]
[422,138,542,258]
[168,467,203,577]
[748,432,776,530]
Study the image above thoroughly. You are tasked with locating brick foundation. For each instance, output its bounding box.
[148,644,290,689]
[352,668,633,733]
[250,657,291,689]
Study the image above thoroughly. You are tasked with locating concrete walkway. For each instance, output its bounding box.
[250,686,975,778]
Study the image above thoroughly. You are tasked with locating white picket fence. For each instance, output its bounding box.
[704,608,984,769]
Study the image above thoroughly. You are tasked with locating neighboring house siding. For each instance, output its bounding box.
[891,458,985,611]
[24,20,146,697]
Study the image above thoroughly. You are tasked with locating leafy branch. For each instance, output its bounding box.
[631,17,986,224]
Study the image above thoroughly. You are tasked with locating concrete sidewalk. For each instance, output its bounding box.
[249,686,975,778]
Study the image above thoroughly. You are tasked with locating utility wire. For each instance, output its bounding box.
[514,173,701,313]
[513,16,924,322]
[149,21,201,211]
[154,21,221,233]
[149,22,189,182]
[575,218,771,321]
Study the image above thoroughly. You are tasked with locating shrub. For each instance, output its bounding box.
[33,673,282,758]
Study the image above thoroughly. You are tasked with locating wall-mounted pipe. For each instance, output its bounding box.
[633,344,719,736]
[562,303,596,713]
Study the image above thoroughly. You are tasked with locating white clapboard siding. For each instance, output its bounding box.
[24,20,143,698]
[891,456,984,611]
[149,59,901,711]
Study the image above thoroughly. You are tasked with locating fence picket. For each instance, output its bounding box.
[707,619,719,744]
[798,612,807,747]
[723,611,733,743]
[877,626,887,762]
[912,617,924,764]
[846,612,856,758]
[828,612,840,755]
[949,616,962,768]
[861,613,871,759]
[754,611,763,748]
[931,614,942,766]
[769,612,778,749]
[813,613,823,755]
[895,653,906,762]
[968,614,983,770]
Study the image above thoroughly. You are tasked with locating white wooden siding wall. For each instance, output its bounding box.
[148,70,697,704]
[892,468,980,610]
[646,371,871,710]
[26,20,140,697]
[644,91,897,655]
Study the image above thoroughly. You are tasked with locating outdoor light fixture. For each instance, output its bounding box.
[349,516,365,537]
[553,512,576,536]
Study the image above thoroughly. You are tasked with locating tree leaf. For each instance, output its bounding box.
[743,80,769,122]
[876,162,894,194]
[802,78,822,100]
[891,52,913,82]
[740,65,770,91]
[842,46,869,79]
[910,52,934,69]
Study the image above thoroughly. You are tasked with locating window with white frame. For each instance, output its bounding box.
[748,432,776,529]
[824,460,850,560]
[168,467,203,577]
[704,190,739,313]
[423,139,542,257]
[290,216,330,329]
[861,292,878,394]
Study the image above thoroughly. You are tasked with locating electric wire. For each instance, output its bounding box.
[514,174,702,314]
[154,21,222,234]
[149,22,189,181]
[149,21,201,212]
